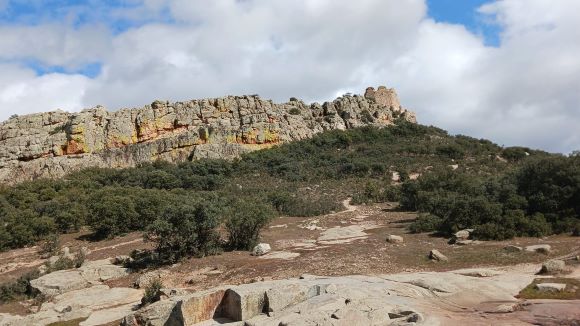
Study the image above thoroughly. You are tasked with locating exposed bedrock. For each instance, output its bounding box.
[0,86,416,184]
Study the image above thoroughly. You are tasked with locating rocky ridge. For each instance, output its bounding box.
[0,86,415,184]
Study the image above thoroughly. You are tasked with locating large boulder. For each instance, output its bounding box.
[386,234,404,244]
[252,243,271,256]
[525,244,551,254]
[30,270,91,296]
[30,259,131,296]
[429,249,448,262]
[539,260,567,274]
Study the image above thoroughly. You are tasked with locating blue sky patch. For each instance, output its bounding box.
[427,0,501,46]
[24,60,102,78]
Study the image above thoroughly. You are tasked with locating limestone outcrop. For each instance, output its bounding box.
[0,87,416,184]
[121,268,535,326]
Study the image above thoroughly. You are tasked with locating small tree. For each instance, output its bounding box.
[225,199,276,250]
[145,200,222,263]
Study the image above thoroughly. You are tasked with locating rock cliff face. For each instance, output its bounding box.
[0,86,415,184]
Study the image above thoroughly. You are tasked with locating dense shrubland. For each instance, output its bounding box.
[403,156,580,239]
[0,120,573,259]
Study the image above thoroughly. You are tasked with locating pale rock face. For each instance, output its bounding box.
[120,269,536,326]
[0,87,416,184]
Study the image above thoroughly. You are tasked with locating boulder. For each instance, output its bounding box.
[30,270,91,296]
[265,283,312,313]
[504,245,523,252]
[454,230,471,240]
[122,299,177,326]
[251,243,271,256]
[539,260,567,274]
[535,283,566,292]
[525,244,551,254]
[429,249,448,262]
[386,234,404,244]
[220,283,271,321]
[79,259,131,282]
[171,288,228,324]
[489,302,521,313]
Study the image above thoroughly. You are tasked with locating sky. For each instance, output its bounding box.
[0,0,579,154]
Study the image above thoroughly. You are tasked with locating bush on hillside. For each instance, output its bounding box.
[225,199,276,250]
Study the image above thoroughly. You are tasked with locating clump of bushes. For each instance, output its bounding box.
[351,181,401,204]
[144,200,222,264]
[408,214,442,234]
[404,156,580,240]
[0,271,40,304]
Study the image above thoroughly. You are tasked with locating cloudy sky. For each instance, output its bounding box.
[0,0,578,153]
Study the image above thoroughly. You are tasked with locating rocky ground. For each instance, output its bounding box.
[1,201,579,325]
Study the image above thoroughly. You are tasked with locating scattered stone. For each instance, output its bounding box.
[525,244,551,254]
[391,171,401,182]
[539,260,567,274]
[251,243,271,256]
[386,234,404,243]
[429,249,448,262]
[536,283,566,292]
[455,240,474,245]
[491,302,521,313]
[504,245,523,252]
[454,230,471,240]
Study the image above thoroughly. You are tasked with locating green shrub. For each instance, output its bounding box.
[471,223,516,240]
[141,279,163,306]
[87,193,139,239]
[225,200,276,250]
[39,234,59,258]
[409,214,443,233]
[289,108,301,115]
[144,201,222,263]
[0,271,40,304]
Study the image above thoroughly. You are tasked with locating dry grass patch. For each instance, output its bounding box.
[518,278,580,300]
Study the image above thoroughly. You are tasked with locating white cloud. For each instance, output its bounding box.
[0,0,578,153]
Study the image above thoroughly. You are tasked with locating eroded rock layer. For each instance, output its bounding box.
[0,86,415,184]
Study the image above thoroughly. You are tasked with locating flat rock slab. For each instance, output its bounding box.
[535,283,567,292]
[258,251,300,260]
[317,224,379,244]
[30,260,131,296]
[29,270,92,296]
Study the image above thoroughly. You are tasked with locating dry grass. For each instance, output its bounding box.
[518,278,580,300]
